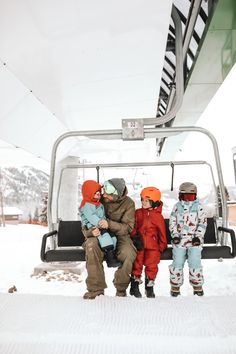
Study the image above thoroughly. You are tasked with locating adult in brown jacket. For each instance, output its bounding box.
[83,178,136,299]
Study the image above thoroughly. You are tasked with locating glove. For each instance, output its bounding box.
[132,234,144,251]
[172,236,180,245]
[159,246,167,253]
[192,237,201,246]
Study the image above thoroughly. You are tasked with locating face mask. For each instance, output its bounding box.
[180,193,196,202]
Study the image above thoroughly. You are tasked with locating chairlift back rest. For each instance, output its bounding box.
[57,220,85,247]
[57,218,217,248]
[41,217,235,262]
[164,218,217,244]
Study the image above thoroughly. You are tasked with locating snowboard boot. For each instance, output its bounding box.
[104,249,122,268]
[130,277,142,298]
[193,286,204,296]
[145,278,155,298]
[170,286,180,297]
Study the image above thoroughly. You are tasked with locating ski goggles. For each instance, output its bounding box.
[103,181,118,195]
[179,193,196,201]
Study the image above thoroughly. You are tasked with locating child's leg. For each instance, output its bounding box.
[132,250,145,279]
[142,250,160,298]
[169,247,187,288]
[98,231,121,268]
[130,250,144,298]
[111,235,117,249]
[144,249,160,281]
[187,247,204,287]
[98,230,114,249]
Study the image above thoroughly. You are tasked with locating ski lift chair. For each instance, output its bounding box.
[40,126,236,263]
[40,216,236,263]
[40,220,85,262]
[162,218,236,260]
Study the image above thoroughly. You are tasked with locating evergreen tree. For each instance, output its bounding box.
[33,207,39,223]
[39,192,48,225]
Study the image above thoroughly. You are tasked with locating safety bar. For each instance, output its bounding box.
[218,226,236,258]
[40,230,57,262]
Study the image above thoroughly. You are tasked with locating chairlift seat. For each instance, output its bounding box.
[162,218,236,260]
[41,218,236,263]
[40,220,85,262]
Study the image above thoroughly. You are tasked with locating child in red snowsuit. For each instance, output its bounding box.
[130,187,167,298]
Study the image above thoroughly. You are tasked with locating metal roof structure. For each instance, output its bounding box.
[0,0,235,164]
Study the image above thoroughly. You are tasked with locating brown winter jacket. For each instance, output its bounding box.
[104,194,135,237]
[82,191,135,239]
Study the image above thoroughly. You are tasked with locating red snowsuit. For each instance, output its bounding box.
[131,203,167,281]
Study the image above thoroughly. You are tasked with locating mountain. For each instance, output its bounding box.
[0,166,49,221]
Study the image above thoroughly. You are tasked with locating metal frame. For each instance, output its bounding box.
[56,160,217,222]
[232,146,236,186]
[48,126,227,243]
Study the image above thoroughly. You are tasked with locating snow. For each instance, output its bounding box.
[0,224,236,353]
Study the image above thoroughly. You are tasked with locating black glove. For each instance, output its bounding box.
[172,236,180,245]
[192,237,201,246]
[132,234,144,251]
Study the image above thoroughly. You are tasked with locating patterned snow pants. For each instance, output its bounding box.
[169,246,204,287]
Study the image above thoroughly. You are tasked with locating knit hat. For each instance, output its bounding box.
[104,178,126,197]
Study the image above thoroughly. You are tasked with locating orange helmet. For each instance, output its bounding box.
[140,187,161,202]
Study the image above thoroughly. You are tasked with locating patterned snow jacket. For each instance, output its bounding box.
[131,203,167,252]
[169,199,207,247]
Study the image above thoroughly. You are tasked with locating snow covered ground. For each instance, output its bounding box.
[0,224,236,353]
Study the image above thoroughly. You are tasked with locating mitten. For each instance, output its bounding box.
[172,236,180,245]
[132,234,144,251]
[192,237,201,246]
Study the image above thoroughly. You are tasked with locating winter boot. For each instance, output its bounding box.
[116,289,127,297]
[83,290,104,300]
[130,277,142,298]
[170,286,180,297]
[193,286,204,296]
[145,278,155,298]
[104,249,122,268]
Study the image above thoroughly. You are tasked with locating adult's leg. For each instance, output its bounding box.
[113,236,137,292]
[84,237,107,292]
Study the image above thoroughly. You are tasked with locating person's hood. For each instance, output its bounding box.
[80,180,101,208]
